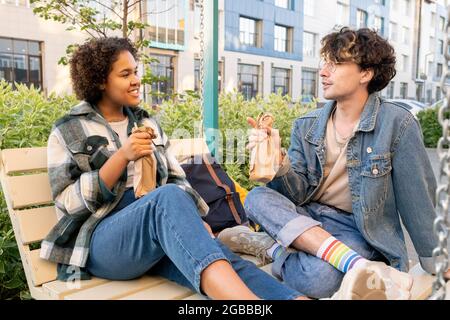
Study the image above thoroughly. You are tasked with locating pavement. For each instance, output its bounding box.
[403,148,440,268]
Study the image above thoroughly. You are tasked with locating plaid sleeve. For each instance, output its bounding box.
[160,130,209,217]
[47,128,105,216]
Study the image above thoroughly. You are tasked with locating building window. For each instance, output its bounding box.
[401,54,409,72]
[239,17,260,47]
[400,82,408,99]
[195,58,223,93]
[440,16,446,32]
[272,67,290,96]
[402,26,410,45]
[147,0,185,47]
[436,86,441,101]
[437,63,443,78]
[386,81,395,99]
[274,25,291,52]
[149,54,174,104]
[374,0,386,5]
[356,9,368,29]
[238,63,259,100]
[438,39,444,55]
[275,0,291,9]
[303,32,316,58]
[336,2,350,26]
[403,0,411,16]
[194,58,200,91]
[301,69,317,101]
[374,16,385,35]
[304,0,314,16]
[0,37,42,89]
[0,0,29,6]
[389,22,397,41]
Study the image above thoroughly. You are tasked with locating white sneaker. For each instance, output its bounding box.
[328,267,388,300]
[354,261,413,300]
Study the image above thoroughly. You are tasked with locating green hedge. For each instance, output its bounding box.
[0,80,314,299]
[417,102,447,148]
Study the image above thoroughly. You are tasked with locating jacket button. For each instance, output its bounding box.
[372,168,379,175]
[87,145,93,151]
[367,147,373,154]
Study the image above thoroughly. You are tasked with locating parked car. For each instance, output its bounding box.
[430,99,446,110]
[386,99,426,118]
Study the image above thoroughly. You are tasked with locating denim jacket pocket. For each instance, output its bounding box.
[360,155,392,213]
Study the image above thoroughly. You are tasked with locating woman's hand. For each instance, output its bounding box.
[118,131,154,162]
[203,221,215,238]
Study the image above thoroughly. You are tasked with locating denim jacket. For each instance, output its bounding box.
[268,92,439,273]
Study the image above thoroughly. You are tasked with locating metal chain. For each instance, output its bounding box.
[198,0,205,138]
[430,0,450,301]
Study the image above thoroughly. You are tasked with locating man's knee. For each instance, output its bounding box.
[245,187,275,219]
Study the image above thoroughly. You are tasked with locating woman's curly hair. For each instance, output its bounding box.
[320,27,396,94]
[69,37,139,104]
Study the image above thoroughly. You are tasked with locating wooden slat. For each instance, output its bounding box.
[183,293,208,300]
[0,147,47,174]
[120,280,194,300]
[6,173,53,209]
[15,206,57,244]
[42,277,110,300]
[27,249,57,286]
[64,275,167,300]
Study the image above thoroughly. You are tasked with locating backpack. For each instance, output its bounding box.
[181,154,248,233]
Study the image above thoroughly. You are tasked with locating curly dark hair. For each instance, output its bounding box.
[320,27,396,94]
[69,37,139,104]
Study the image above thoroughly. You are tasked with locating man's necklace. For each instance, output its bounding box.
[332,108,352,152]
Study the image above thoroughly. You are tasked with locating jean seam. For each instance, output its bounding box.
[193,253,230,294]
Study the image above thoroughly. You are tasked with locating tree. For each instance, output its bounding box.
[30,0,164,98]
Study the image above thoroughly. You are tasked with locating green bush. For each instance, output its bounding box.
[149,91,314,190]
[417,104,447,148]
[0,81,77,299]
[0,80,314,299]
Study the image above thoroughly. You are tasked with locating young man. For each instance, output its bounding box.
[219,27,448,299]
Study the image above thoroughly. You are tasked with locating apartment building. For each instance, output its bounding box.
[0,0,448,104]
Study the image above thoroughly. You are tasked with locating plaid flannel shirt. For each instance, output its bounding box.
[40,101,209,268]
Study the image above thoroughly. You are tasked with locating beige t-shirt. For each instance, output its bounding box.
[109,117,135,188]
[312,111,360,213]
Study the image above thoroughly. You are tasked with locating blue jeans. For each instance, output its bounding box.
[245,186,387,299]
[86,185,301,300]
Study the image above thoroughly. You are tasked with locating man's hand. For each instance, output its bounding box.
[246,116,284,165]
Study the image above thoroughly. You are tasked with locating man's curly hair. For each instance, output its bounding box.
[320,27,396,94]
[69,37,139,104]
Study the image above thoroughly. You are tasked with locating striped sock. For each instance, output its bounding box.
[316,236,368,273]
[266,243,283,260]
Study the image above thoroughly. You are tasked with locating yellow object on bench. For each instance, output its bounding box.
[0,138,441,300]
[0,138,262,300]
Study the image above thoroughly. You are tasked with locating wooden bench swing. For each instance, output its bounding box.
[0,137,442,300]
[0,138,273,300]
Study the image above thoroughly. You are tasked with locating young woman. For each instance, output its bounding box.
[38,37,307,300]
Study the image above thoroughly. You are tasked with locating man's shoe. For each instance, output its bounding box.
[329,267,388,300]
[218,225,276,265]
